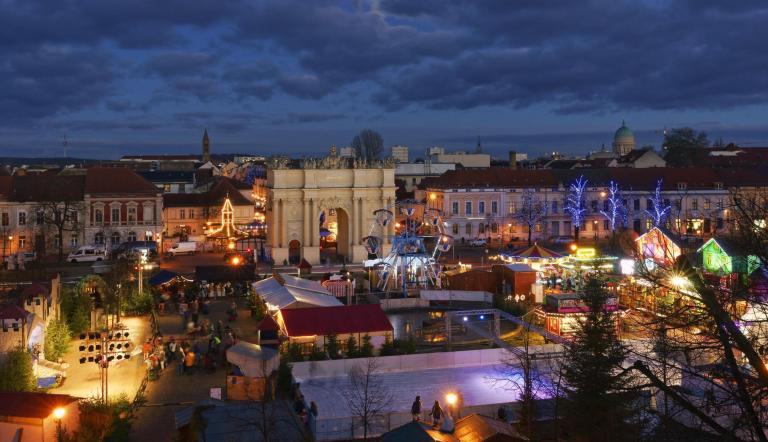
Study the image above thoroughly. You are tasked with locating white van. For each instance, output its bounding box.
[67,246,107,263]
[168,241,197,256]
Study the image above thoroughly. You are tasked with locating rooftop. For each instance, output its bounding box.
[279,304,393,337]
[0,392,79,419]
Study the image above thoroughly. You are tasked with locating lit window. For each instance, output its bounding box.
[17,211,26,226]
[127,207,137,224]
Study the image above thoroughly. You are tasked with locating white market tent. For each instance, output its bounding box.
[226,341,280,377]
[253,273,343,311]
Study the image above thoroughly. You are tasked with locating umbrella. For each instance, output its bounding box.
[149,269,190,286]
[506,244,563,259]
[319,228,333,238]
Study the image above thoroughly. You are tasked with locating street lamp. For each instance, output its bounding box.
[445,391,461,419]
[53,407,65,442]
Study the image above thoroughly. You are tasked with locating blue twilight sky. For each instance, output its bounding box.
[2,0,768,160]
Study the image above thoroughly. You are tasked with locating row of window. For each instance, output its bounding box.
[448,197,727,216]
[1,210,78,227]
[448,217,727,236]
[93,206,153,225]
[94,231,145,245]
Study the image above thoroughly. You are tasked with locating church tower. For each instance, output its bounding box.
[202,129,211,162]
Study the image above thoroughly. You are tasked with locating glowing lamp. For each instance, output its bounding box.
[445,393,458,406]
[600,191,607,197]
[569,244,578,252]
[430,193,437,200]
[231,256,241,266]
[670,275,690,288]
[53,407,66,420]
[227,242,235,250]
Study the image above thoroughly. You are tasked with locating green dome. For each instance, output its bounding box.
[614,121,634,143]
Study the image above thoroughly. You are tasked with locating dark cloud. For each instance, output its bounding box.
[3,0,768,138]
[271,112,347,125]
[0,46,114,123]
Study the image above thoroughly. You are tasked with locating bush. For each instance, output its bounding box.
[359,335,374,358]
[0,347,36,391]
[276,360,293,396]
[345,335,359,358]
[326,333,341,359]
[121,289,153,315]
[61,286,93,335]
[308,348,327,361]
[249,292,267,322]
[283,342,304,363]
[44,318,71,361]
[379,337,416,356]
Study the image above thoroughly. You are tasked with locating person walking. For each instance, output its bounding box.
[411,396,422,422]
[431,400,443,427]
[184,350,196,375]
[176,345,185,375]
[142,339,152,360]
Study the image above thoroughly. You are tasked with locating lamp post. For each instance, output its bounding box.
[53,407,65,442]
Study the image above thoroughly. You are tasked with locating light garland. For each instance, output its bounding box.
[205,196,248,239]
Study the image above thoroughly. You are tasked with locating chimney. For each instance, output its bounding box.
[508,150,517,170]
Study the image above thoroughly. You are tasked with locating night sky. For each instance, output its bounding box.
[2,0,768,159]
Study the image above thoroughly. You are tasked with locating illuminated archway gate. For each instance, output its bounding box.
[266,150,397,265]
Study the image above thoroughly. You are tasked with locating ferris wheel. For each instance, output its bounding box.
[363,200,454,296]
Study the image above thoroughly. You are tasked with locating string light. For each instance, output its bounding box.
[206,196,247,239]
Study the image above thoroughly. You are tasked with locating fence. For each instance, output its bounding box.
[293,346,565,440]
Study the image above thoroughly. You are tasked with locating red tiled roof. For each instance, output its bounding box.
[0,303,30,320]
[426,167,768,191]
[164,178,251,207]
[0,392,79,419]
[21,283,49,298]
[11,174,85,202]
[256,315,280,332]
[280,304,393,337]
[85,167,159,195]
[0,176,11,197]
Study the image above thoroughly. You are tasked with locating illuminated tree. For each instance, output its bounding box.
[515,189,548,245]
[599,181,627,232]
[565,175,588,241]
[645,179,671,228]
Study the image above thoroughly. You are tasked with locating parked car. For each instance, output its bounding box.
[4,252,36,264]
[68,246,107,263]
[112,241,159,260]
[168,241,198,256]
[549,235,575,244]
[469,238,488,247]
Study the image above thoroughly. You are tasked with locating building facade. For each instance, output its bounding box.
[84,168,164,248]
[422,167,768,243]
[390,145,409,163]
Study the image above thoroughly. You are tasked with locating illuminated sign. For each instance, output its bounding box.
[575,247,596,259]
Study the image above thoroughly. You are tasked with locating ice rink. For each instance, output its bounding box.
[298,363,533,418]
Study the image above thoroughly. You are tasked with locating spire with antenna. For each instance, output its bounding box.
[62,133,69,158]
[475,136,482,153]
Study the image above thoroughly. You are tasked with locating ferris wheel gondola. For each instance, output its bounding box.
[366,200,450,296]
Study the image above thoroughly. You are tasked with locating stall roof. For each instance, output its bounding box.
[503,264,535,272]
[149,269,191,286]
[196,265,256,282]
[505,244,562,259]
[279,304,393,337]
[253,273,342,310]
[226,341,279,377]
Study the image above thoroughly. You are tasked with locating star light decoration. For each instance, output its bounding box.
[645,179,672,228]
[599,180,627,231]
[205,196,247,239]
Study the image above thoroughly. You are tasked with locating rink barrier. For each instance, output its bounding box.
[292,345,563,380]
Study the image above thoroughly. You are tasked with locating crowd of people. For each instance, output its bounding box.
[142,321,239,379]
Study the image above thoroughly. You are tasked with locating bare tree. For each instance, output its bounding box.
[624,189,768,440]
[341,358,392,441]
[36,198,84,262]
[493,322,548,439]
[351,129,384,161]
[515,189,548,246]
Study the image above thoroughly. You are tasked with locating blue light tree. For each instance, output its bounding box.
[599,181,627,233]
[645,179,671,228]
[565,175,588,242]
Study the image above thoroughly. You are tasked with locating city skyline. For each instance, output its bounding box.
[3,1,768,159]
